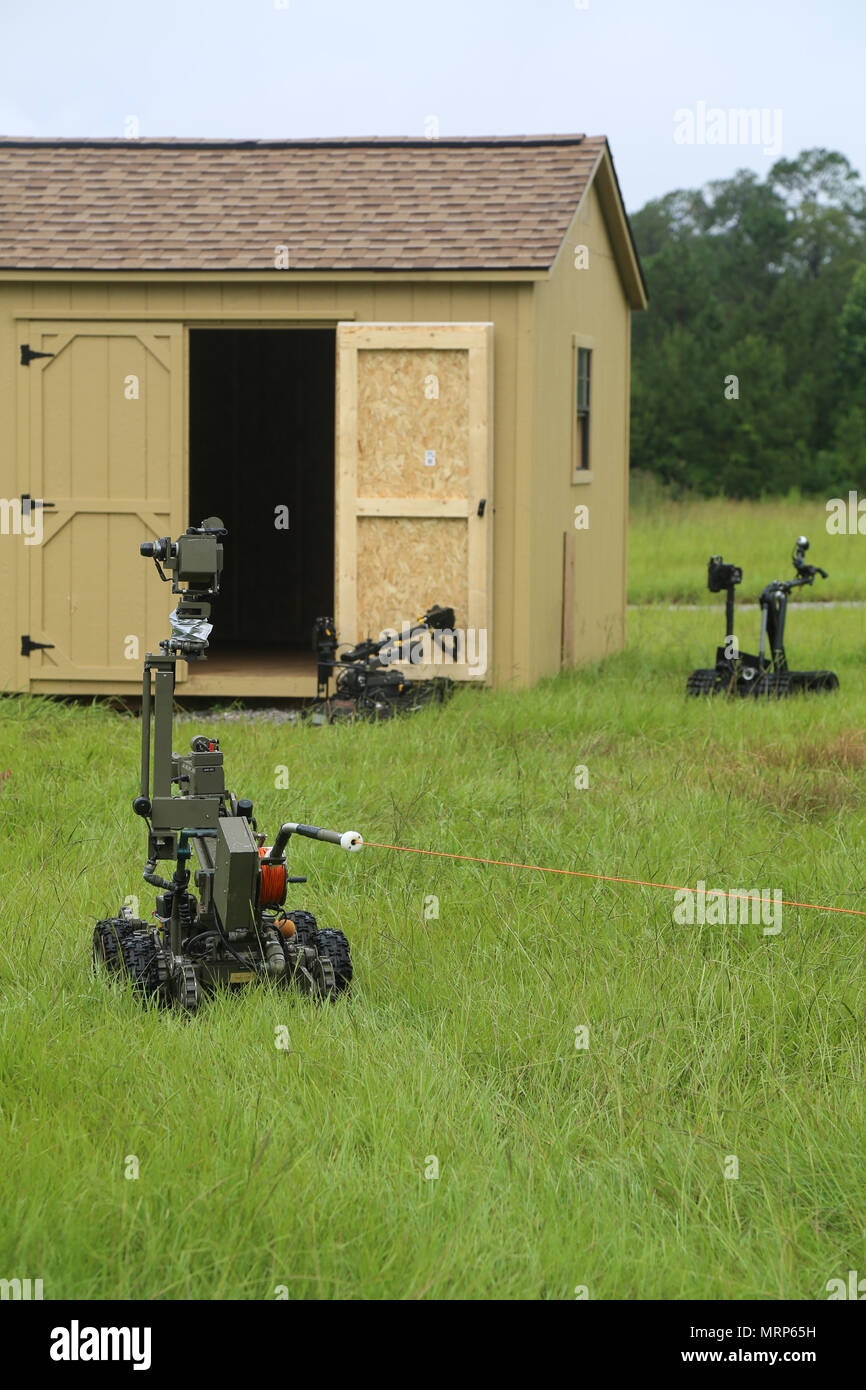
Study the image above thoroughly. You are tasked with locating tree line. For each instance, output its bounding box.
[629,149,866,498]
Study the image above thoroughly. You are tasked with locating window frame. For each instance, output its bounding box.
[571,333,595,485]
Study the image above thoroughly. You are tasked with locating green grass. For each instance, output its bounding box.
[2,503,866,1299]
[629,493,866,605]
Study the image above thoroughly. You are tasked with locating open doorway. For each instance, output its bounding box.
[188,328,335,681]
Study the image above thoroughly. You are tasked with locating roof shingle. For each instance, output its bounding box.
[0,134,606,272]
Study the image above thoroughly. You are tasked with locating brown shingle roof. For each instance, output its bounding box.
[0,135,606,272]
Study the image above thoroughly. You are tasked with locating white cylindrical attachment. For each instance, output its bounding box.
[340,830,363,852]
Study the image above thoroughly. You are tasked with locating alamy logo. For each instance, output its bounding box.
[673,102,783,157]
[0,497,43,546]
[826,1270,866,1299]
[673,881,782,935]
[0,1277,43,1299]
[826,491,866,535]
[378,623,488,677]
[50,1321,152,1371]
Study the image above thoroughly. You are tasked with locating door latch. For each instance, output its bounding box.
[21,494,55,516]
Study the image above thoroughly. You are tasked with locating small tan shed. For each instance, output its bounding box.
[0,135,646,697]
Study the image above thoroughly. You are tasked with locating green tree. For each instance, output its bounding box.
[630,149,866,497]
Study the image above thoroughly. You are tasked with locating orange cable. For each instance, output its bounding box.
[259,847,287,908]
[363,841,866,919]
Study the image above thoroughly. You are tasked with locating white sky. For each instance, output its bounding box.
[0,0,863,210]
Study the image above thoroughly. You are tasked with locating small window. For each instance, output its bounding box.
[575,346,591,476]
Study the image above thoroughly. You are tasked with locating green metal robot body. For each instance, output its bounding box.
[93,518,360,1013]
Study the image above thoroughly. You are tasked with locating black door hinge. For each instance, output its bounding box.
[477,498,487,517]
[21,494,55,516]
[20,344,56,366]
[21,634,55,657]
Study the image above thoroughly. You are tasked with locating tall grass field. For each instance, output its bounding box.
[629,484,862,605]
[1,497,865,1300]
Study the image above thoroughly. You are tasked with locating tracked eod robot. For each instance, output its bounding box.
[93,518,361,1014]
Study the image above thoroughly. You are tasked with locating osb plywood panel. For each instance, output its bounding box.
[357,517,468,640]
[357,348,469,499]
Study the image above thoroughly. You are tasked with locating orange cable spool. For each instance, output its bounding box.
[258,847,287,908]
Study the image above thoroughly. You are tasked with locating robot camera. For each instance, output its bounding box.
[707,556,743,593]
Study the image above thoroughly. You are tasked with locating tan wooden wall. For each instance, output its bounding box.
[0,276,538,695]
[0,222,631,696]
[0,287,19,692]
[530,181,632,684]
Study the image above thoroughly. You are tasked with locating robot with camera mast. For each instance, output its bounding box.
[92,518,361,1014]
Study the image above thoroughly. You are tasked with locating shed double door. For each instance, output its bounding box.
[335,322,493,680]
[16,318,493,690]
[17,320,186,687]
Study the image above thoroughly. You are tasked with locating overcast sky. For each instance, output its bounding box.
[0,0,863,210]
